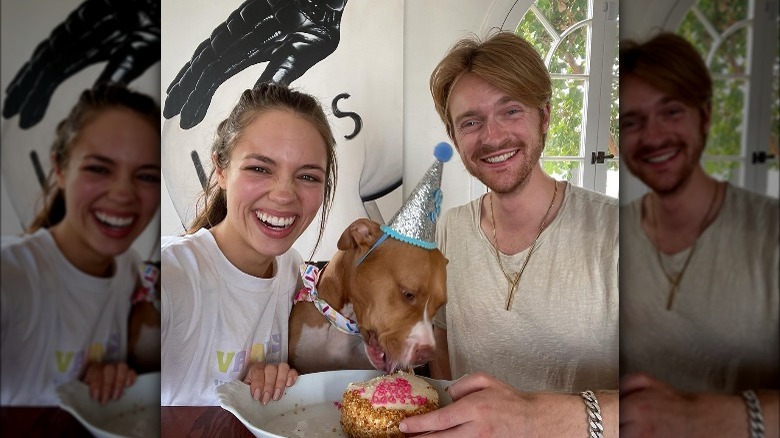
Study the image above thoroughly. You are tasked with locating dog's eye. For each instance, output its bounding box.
[402,290,415,302]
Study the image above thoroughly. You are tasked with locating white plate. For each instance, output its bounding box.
[217,370,454,438]
[57,372,160,438]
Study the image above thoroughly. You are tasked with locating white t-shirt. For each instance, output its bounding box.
[160,228,302,406]
[1,229,138,406]
[434,183,619,392]
[620,184,779,392]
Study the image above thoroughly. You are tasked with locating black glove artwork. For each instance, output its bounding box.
[164,0,348,129]
[2,0,160,129]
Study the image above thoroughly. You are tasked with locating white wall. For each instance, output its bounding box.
[403,0,489,212]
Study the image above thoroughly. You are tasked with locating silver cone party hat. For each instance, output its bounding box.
[381,142,453,249]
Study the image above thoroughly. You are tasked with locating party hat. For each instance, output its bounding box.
[381,142,453,249]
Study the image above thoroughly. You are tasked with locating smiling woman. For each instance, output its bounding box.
[160,82,338,406]
[0,84,161,406]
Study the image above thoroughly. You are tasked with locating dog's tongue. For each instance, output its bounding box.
[365,332,392,373]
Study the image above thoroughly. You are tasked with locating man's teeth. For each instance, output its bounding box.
[95,212,133,227]
[485,150,517,163]
[646,150,677,163]
[256,212,295,228]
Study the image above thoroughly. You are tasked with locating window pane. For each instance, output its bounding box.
[606,160,619,199]
[535,0,589,35]
[545,78,585,157]
[517,10,553,59]
[549,25,588,74]
[698,0,748,33]
[711,27,748,75]
[708,79,745,157]
[703,159,741,184]
[542,159,582,185]
[610,55,619,154]
[678,11,714,59]
[768,168,779,197]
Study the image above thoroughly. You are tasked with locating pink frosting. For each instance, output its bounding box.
[369,377,428,406]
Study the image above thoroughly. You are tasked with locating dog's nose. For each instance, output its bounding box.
[412,344,434,364]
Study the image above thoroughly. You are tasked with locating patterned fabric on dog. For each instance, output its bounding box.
[294,263,361,335]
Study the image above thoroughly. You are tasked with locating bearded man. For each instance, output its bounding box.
[618,32,778,437]
[400,31,619,437]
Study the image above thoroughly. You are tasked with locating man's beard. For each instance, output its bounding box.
[629,136,706,196]
[463,135,544,195]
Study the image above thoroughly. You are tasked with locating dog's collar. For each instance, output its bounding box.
[294,263,361,336]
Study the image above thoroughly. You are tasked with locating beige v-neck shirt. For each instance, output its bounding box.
[620,184,779,392]
[434,183,619,392]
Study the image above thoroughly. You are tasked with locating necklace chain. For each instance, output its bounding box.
[651,181,720,310]
[490,181,558,311]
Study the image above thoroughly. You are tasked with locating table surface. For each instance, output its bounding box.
[162,406,255,437]
[1,406,254,437]
[1,407,92,437]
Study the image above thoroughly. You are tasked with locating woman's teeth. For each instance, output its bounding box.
[485,150,517,163]
[95,212,133,228]
[256,212,295,228]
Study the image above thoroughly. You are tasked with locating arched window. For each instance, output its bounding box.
[481,0,620,197]
[675,0,779,197]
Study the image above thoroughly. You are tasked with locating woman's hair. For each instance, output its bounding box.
[620,32,712,111]
[188,82,338,257]
[27,84,160,232]
[430,31,552,141]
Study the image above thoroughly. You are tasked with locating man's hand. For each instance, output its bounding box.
[399,372,615,437]
[243,362,299,405]
[620,372,747,438]
[82,362,137,404]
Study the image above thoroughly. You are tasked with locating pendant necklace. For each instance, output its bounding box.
[651,181,720,310]
[490,181,558,311]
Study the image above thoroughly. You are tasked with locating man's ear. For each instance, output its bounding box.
[213,152,227,190]
[541,103,551,134]
[700,102,712,134]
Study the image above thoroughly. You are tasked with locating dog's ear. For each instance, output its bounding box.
[338,218,382,250]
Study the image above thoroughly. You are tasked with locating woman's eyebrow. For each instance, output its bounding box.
[244,153,324,172]
[137,164,161,171]
[83,154,114,164]
[243,153,275,164]
[300,164,326,173]
[83,154,160,171]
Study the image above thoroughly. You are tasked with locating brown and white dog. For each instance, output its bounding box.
[289,218,447,374]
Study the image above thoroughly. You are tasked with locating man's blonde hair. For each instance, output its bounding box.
[620,32,712,111]
[430,31,552,140]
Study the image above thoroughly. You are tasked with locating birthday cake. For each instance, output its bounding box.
[340,372,439,438]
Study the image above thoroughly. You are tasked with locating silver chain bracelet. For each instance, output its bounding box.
[580,390,604,438]
[742,390,765,438]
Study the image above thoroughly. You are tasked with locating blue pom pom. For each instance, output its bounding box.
[434,142,453,162]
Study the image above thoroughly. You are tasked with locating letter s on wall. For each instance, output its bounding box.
[332,93,362,140]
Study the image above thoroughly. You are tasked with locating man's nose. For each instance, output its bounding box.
[480,116,508,145]
[641,115,671,146]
